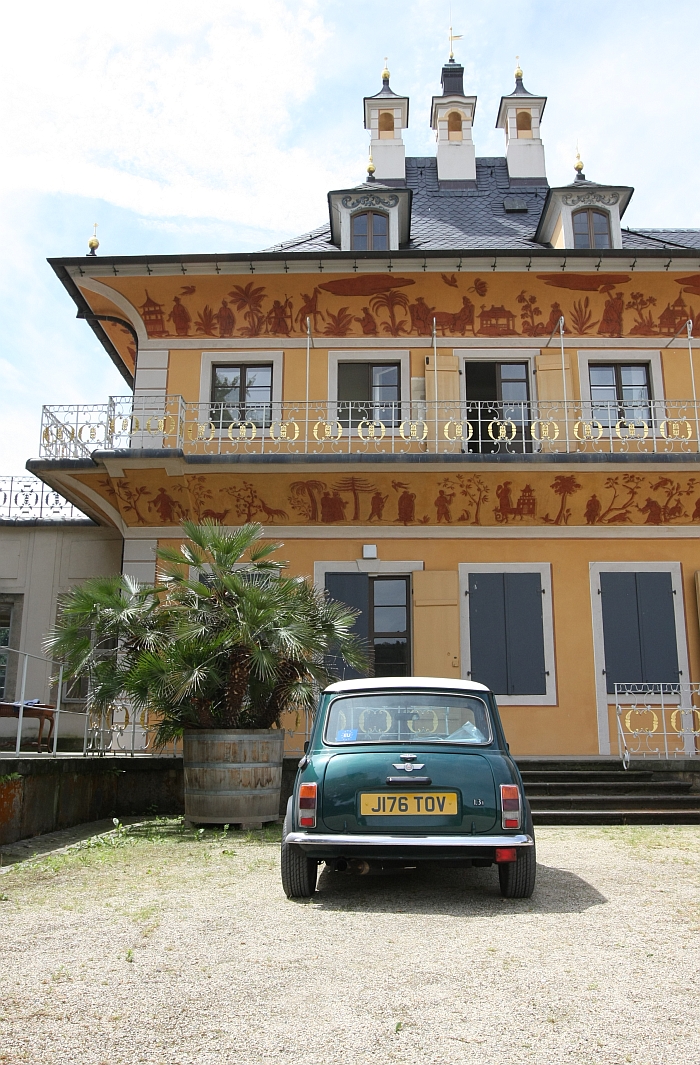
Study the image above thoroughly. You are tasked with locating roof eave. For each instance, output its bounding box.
[47,259,134,390]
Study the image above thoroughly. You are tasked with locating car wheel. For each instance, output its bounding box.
[498,844,536,899]
[281,798,318,899]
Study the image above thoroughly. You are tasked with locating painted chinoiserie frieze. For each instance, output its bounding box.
[71,470,700,529]
[86,271,700,341]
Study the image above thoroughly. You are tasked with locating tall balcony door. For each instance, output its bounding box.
[464,361,530,453]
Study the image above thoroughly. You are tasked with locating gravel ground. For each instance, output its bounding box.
[1,819,699,1065]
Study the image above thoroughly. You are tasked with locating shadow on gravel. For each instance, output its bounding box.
[311,861,607,916]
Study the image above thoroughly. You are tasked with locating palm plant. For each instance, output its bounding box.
[46,522,367,745]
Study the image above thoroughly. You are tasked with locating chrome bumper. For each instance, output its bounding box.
[285,832,534,849]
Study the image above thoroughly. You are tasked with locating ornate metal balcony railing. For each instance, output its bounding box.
[616,683,700,764]
[39,395,700,460]
[0,475,88,521]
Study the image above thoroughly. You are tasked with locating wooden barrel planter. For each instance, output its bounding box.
[183,728,284,826]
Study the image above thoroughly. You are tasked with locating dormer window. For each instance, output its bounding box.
[447,111,463,141]
[572,208,611,249]
[351,211,389,251]
[378,111,395,139]
[515,109,532,137]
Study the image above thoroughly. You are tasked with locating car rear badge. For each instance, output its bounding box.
[392,761,425,772]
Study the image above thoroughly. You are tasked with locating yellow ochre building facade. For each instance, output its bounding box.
[34,58,700,760]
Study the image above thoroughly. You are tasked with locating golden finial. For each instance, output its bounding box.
[367,149,376,174]
[382,57,390,80]
[515,55,523,79]
[574,144,584,173]
[88,222,99,255]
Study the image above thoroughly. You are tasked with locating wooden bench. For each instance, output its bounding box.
[0,701,56,752]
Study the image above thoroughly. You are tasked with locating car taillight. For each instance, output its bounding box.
[298,783,317,828]
[500,784,521,830]
[495,847,517,863]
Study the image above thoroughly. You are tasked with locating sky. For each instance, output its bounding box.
[2,0,700,474]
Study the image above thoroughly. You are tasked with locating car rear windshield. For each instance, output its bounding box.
[324,691,493,745]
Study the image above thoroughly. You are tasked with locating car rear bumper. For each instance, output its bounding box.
[285,831,534,858]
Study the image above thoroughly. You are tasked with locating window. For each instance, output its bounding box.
[589,363,650,424]
[0,604,11,699]
[516,109,532,138]
[210,364,272,426]
[325,691,492,745]
[572,209,611,249]
[351,211,389,251]
[324,573,411,679]
[447,111,463,141]
[459,564,556,704]
[599,572,680,694]
[464,361,530,453]
[337,361,400,426]
[378,111,394,139]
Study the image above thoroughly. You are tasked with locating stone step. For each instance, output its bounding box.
[532,809,700,826]
[520,771,656,783]
[525,780,693,796]
[529,793,700,811]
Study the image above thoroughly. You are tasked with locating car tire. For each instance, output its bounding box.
[498,844,536,899]
[281,799,318,899]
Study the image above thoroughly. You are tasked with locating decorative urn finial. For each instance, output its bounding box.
[574,147,585,181]
[381,57,390,84]
[367,151,376,182]
[87,222,99,256]
[514,55,523,80]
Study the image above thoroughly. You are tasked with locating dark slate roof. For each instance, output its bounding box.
[621,228,700,250]
[263,156,700,253]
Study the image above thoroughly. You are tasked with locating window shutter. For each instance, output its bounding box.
[504,572,547,696]
[600,571,679,694]
[468,573,508,694]
[324,573,370,680]
[636,572,679,688]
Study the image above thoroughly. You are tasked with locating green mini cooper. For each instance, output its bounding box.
[281,677,536,899]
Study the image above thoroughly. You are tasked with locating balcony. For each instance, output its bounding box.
[39,396,700,461]
[0,475,89,522]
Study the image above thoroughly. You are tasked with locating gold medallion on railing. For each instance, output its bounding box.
[624,707,659,734]
[487,418,517,442]
[187,421,216,442]
[573,419,604,441]
[660,419,692,441]
[227,420,257,441]
[358,419,386,441]
[77,424,101,443]
[615,418,649,440]
[269,420,300,442]
[670,707,700,736]
[109,417,132,435]
[144,416,176,435]
[399,419,429,441]
[46,425,75,443]
[313,420,343,441]
[530,419,560,442]
[443,419,473,442]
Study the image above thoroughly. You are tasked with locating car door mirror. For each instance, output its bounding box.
[303,741,310,754]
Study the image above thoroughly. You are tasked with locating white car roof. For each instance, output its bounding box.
[324,676,490,694]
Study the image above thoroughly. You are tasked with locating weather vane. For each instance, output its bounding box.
[449,23,463,60]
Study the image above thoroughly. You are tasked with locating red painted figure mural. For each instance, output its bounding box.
[168,296,191,336]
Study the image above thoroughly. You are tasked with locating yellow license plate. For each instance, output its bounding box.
[360,792,458,816]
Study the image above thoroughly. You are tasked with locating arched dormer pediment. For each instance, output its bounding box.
[327,184,412,251]
[535,166,634,250]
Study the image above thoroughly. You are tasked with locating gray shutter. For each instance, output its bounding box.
[600,572,643,694]
[325,573,369,680]
[600,571,679,694]
[637,572,679,689]
[468,573,508,694]
[504,572,547,696]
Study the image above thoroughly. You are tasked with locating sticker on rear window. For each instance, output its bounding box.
[336,728,358,742]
